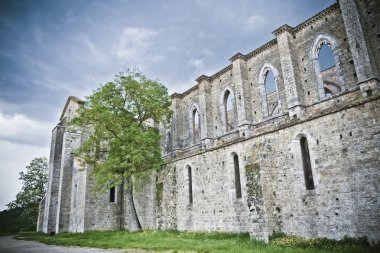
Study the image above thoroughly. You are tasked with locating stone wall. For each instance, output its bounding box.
[55,131,81,232]
[156,165,178,230]
[131,172,157,230]
[83,167,120,231]
[42,125,65,234]
[68,158,87,232]
[161,92,379,241]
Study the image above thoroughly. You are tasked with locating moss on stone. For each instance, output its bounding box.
[245,163,263,210]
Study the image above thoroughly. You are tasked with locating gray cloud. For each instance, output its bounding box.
[0,111,52,147]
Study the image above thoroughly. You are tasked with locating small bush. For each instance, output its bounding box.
[268,231,287,241]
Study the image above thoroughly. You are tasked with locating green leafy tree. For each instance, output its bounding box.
[71,69,172,230]
[6,157,48,228]
[0,207,33,232]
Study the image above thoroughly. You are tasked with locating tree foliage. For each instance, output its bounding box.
[0,207,34,232]
[71,69,172,190]
[5,157,48,229]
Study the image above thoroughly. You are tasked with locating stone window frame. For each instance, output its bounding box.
[164,130,172,153]
[300,136,315,190]
[292,132,319,192]
[231,152,242,199]
[185,165,193,205]
[258,63,282,118]
[311,34,345,100]
[73,181,78,208]
[189,104,201,145]
[109,186,116,203]
[220,87,236,133]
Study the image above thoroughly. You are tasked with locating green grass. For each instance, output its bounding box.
[17,230,379,253]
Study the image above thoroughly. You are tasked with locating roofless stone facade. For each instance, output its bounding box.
[38,0,380,242]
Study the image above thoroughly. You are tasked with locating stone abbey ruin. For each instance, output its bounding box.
[38,0,380,242]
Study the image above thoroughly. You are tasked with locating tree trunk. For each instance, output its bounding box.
[126,175,142,230]
[119,176,124,230]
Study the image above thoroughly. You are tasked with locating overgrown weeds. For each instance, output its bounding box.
[269,232,377,252]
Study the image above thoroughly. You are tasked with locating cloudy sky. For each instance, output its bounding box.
[0,0,335,210]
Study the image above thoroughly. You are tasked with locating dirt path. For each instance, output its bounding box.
[0,235,151,253]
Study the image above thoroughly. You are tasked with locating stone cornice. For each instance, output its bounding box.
[229,52,245,62]
[170,92,182,99]
[228,39,278,62]
[171,65,233,99]
[195,74,211,83]
[272,24,294,36]
[170,85,199,99]
[293,3,339,32]
[245,39,278,60]
[272,3,339,36]
[209,64,232,82]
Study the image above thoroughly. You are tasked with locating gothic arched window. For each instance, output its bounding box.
[233,153,242,199]
[259,64,281,117]
[319,43,335,71]
[264,70,277,94]
[318,43,341,97]
[165,131,172,153]
[300,137,315,190]
[187,166,193,204]
[223,90,235,132]
[312,35,344,99]
[192,108,200,144]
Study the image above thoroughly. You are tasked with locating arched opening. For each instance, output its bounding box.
[192,109,200,144]
[223,90,235,132]
[259,64,281,118]
[312,35,344,99]
[233,154,242,199]
[318,43,341,97]
[264,70,277,94]
[300,137,315,190]
[264,70,279,116]
[187,166,193,204]
[319,43,335,71]
[165,131,172,153]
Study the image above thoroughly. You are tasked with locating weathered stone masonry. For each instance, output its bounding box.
[39,0,380,242]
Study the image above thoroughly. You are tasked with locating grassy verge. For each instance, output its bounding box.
[17,230,379,253]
